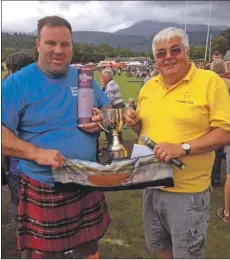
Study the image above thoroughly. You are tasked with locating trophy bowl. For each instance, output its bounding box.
[99,108,128,161]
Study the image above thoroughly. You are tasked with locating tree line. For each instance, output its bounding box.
[1,32,152,63]
[212,28,230,57]
[2,28,229,63]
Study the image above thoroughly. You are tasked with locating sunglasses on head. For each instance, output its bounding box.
[155,47,182,59]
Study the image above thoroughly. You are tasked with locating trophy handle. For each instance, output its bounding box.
[97,121,110,133]
[93,107,110,133]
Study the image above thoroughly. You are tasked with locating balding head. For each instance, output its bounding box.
[210,60,226,75]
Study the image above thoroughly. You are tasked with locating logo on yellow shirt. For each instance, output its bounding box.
[175,92,194,104]
[184,92,191,99]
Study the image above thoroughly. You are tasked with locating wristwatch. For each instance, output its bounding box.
[181,143,191,155]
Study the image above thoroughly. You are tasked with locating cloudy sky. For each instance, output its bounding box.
[2,1,230,33]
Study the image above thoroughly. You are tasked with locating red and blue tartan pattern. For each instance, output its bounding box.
[17,173,111,253]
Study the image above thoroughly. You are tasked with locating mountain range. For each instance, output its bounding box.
[31,20,228,52]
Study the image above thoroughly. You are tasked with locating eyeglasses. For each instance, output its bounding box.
[155,47,182,59]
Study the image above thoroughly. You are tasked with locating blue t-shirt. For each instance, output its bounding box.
[2,63,110,185]
[9,130,20,176]
[9,158,20,175]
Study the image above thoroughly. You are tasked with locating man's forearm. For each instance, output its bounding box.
[188,128,230,155]
[2,125,39,161]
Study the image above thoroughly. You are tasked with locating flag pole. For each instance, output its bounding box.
[209,34,212,61]
[184,0,188,32]
[205,1,212,61]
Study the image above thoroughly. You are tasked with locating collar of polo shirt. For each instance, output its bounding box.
[154,63,197,88]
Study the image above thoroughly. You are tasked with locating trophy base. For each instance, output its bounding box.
[108,148,128,161]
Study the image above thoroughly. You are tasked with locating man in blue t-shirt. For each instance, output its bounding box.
[2,15,111,259]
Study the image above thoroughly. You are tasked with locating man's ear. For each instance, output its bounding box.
[36,38,40,53]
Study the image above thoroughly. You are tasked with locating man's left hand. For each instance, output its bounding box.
[154,142,186,163]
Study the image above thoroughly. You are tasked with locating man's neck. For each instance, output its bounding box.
[37,61,51,77]
[164,64,191,89]
[37,61,67,78]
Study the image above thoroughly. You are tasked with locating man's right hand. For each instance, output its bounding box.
[123,109,140,127]
[33,148,65,169]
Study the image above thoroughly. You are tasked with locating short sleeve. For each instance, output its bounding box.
[207,74,230,131]
[1,76,22,133]
[93,80,111,109]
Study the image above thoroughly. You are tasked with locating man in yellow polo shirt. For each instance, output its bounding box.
[124,27,230,259]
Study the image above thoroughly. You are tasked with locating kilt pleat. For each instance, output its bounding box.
[17,173,111,253]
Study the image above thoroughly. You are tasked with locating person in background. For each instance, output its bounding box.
[101,68,124,109]
[211,50,223,63]
[136,67,140,78]
[124,27,230,259]
[96,77,107,159]
[217,146,230,224]
[226,61,230,71]
[140,69,159,90]
[210,59,230,223]
[117,67,121,76]
[101,68,124,148]
[2,51,34,222]
[210,59,230,186]
[124,98,137,135]
[4,51,34,79]
[5,51,34,75]
[150,69,159,77]
[224,61,230,79]
[2,15,111,259]
[141,73,151,87]
[112,67,116,76]
[210,50,228,72]
[125,98,137,110]
[211,59,230,89]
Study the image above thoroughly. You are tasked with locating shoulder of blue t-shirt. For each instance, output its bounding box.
[2,63,110,116]
[2,63,73,84]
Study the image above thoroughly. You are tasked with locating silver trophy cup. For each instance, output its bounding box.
[97,108,128,160]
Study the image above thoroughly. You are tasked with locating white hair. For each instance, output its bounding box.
[102,67,113,79]
[152,27,189,56]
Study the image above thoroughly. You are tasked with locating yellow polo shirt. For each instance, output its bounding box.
[137,63,230,193]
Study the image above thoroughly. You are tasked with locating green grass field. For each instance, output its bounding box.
[1,70,229,259]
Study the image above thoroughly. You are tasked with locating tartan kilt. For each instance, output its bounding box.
[17,173,111,253]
